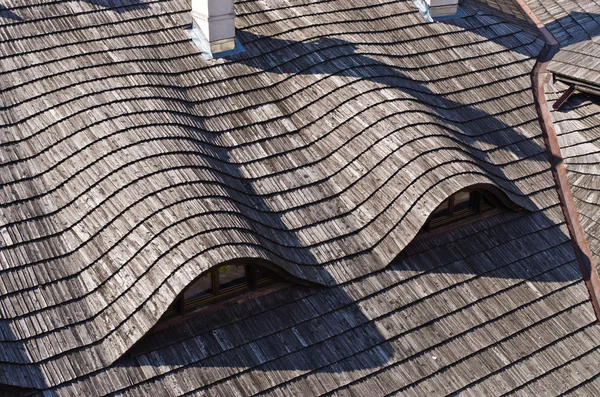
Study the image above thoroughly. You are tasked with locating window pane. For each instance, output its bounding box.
[453,191,472,214]
[481,194,495,210]
[256,267,270,281]
[184,271,212,302]
[218,265,247,292]
[430,199,450,221]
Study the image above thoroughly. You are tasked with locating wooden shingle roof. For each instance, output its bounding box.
[463,0,541,34]
[27,207,600,396]
[524,0,600,88]
[546,83,600,275]
[521,0,600,274]
[1,0,600,394]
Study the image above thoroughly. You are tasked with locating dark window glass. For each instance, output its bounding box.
[218,264,247,292]
[164,264,282,320]
[482,194,493,208]
[420,189,507,235]
[430,199,450,220]
[256,267,270,281]
[183,271,212,301]
[453,191,472,214]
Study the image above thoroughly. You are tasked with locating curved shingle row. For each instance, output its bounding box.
[26,206,600,396]
[0,0,557,390]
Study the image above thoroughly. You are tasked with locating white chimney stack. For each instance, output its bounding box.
[426,0,459,17]
[191,0,236,54]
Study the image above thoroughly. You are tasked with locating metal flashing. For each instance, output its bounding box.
[186,21,245,60]
[412,0,465,22]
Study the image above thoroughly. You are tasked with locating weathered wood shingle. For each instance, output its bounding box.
[546,82,600,274]
[0,0,598,394]
[524,0,600,87]
[27,206,600,396]
[521,0,600,274]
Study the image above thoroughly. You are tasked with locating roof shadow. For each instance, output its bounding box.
[82,0,149,13]
[543,11,600,46]
[122,282,397,371]
[0,4,22,21]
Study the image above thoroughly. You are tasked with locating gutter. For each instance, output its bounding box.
[519,2,600,322]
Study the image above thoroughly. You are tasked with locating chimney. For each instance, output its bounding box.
[191,0,236,54]
[427,0,459,17]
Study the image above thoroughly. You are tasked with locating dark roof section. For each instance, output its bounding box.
[524,0,600,89]
[0,0,592,391]
[29,206,600,396]
[524,0,600,44]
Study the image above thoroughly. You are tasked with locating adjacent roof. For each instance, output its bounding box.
[523,0,600,273]
[525,0,600,88]
[1,0,600,394]
[464,0,541,34]
[546,83,600,274]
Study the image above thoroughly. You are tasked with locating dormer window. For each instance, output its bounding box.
[163,263,281,320]
[420,187,515,235]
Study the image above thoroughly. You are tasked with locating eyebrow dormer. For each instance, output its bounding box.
[191,0,236,54]
[418,186,522,237]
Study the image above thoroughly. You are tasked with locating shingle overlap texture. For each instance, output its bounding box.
[523,0,600,274]
[525,0,600,86]
[546,83,600,275]
[0,0,600,395]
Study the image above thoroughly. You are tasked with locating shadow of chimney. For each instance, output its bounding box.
[82,0,149,13]
[0,4,22,21]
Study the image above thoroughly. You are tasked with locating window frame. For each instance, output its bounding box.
[160,259,313,327]
[171,264,275,316]
[419,186,521,237]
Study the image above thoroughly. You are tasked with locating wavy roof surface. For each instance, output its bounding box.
[1,0,600,394]
[26,207,600,396]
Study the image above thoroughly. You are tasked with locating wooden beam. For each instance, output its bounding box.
[552,85,576,110]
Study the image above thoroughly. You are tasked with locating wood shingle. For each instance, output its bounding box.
[0,0,599,395]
